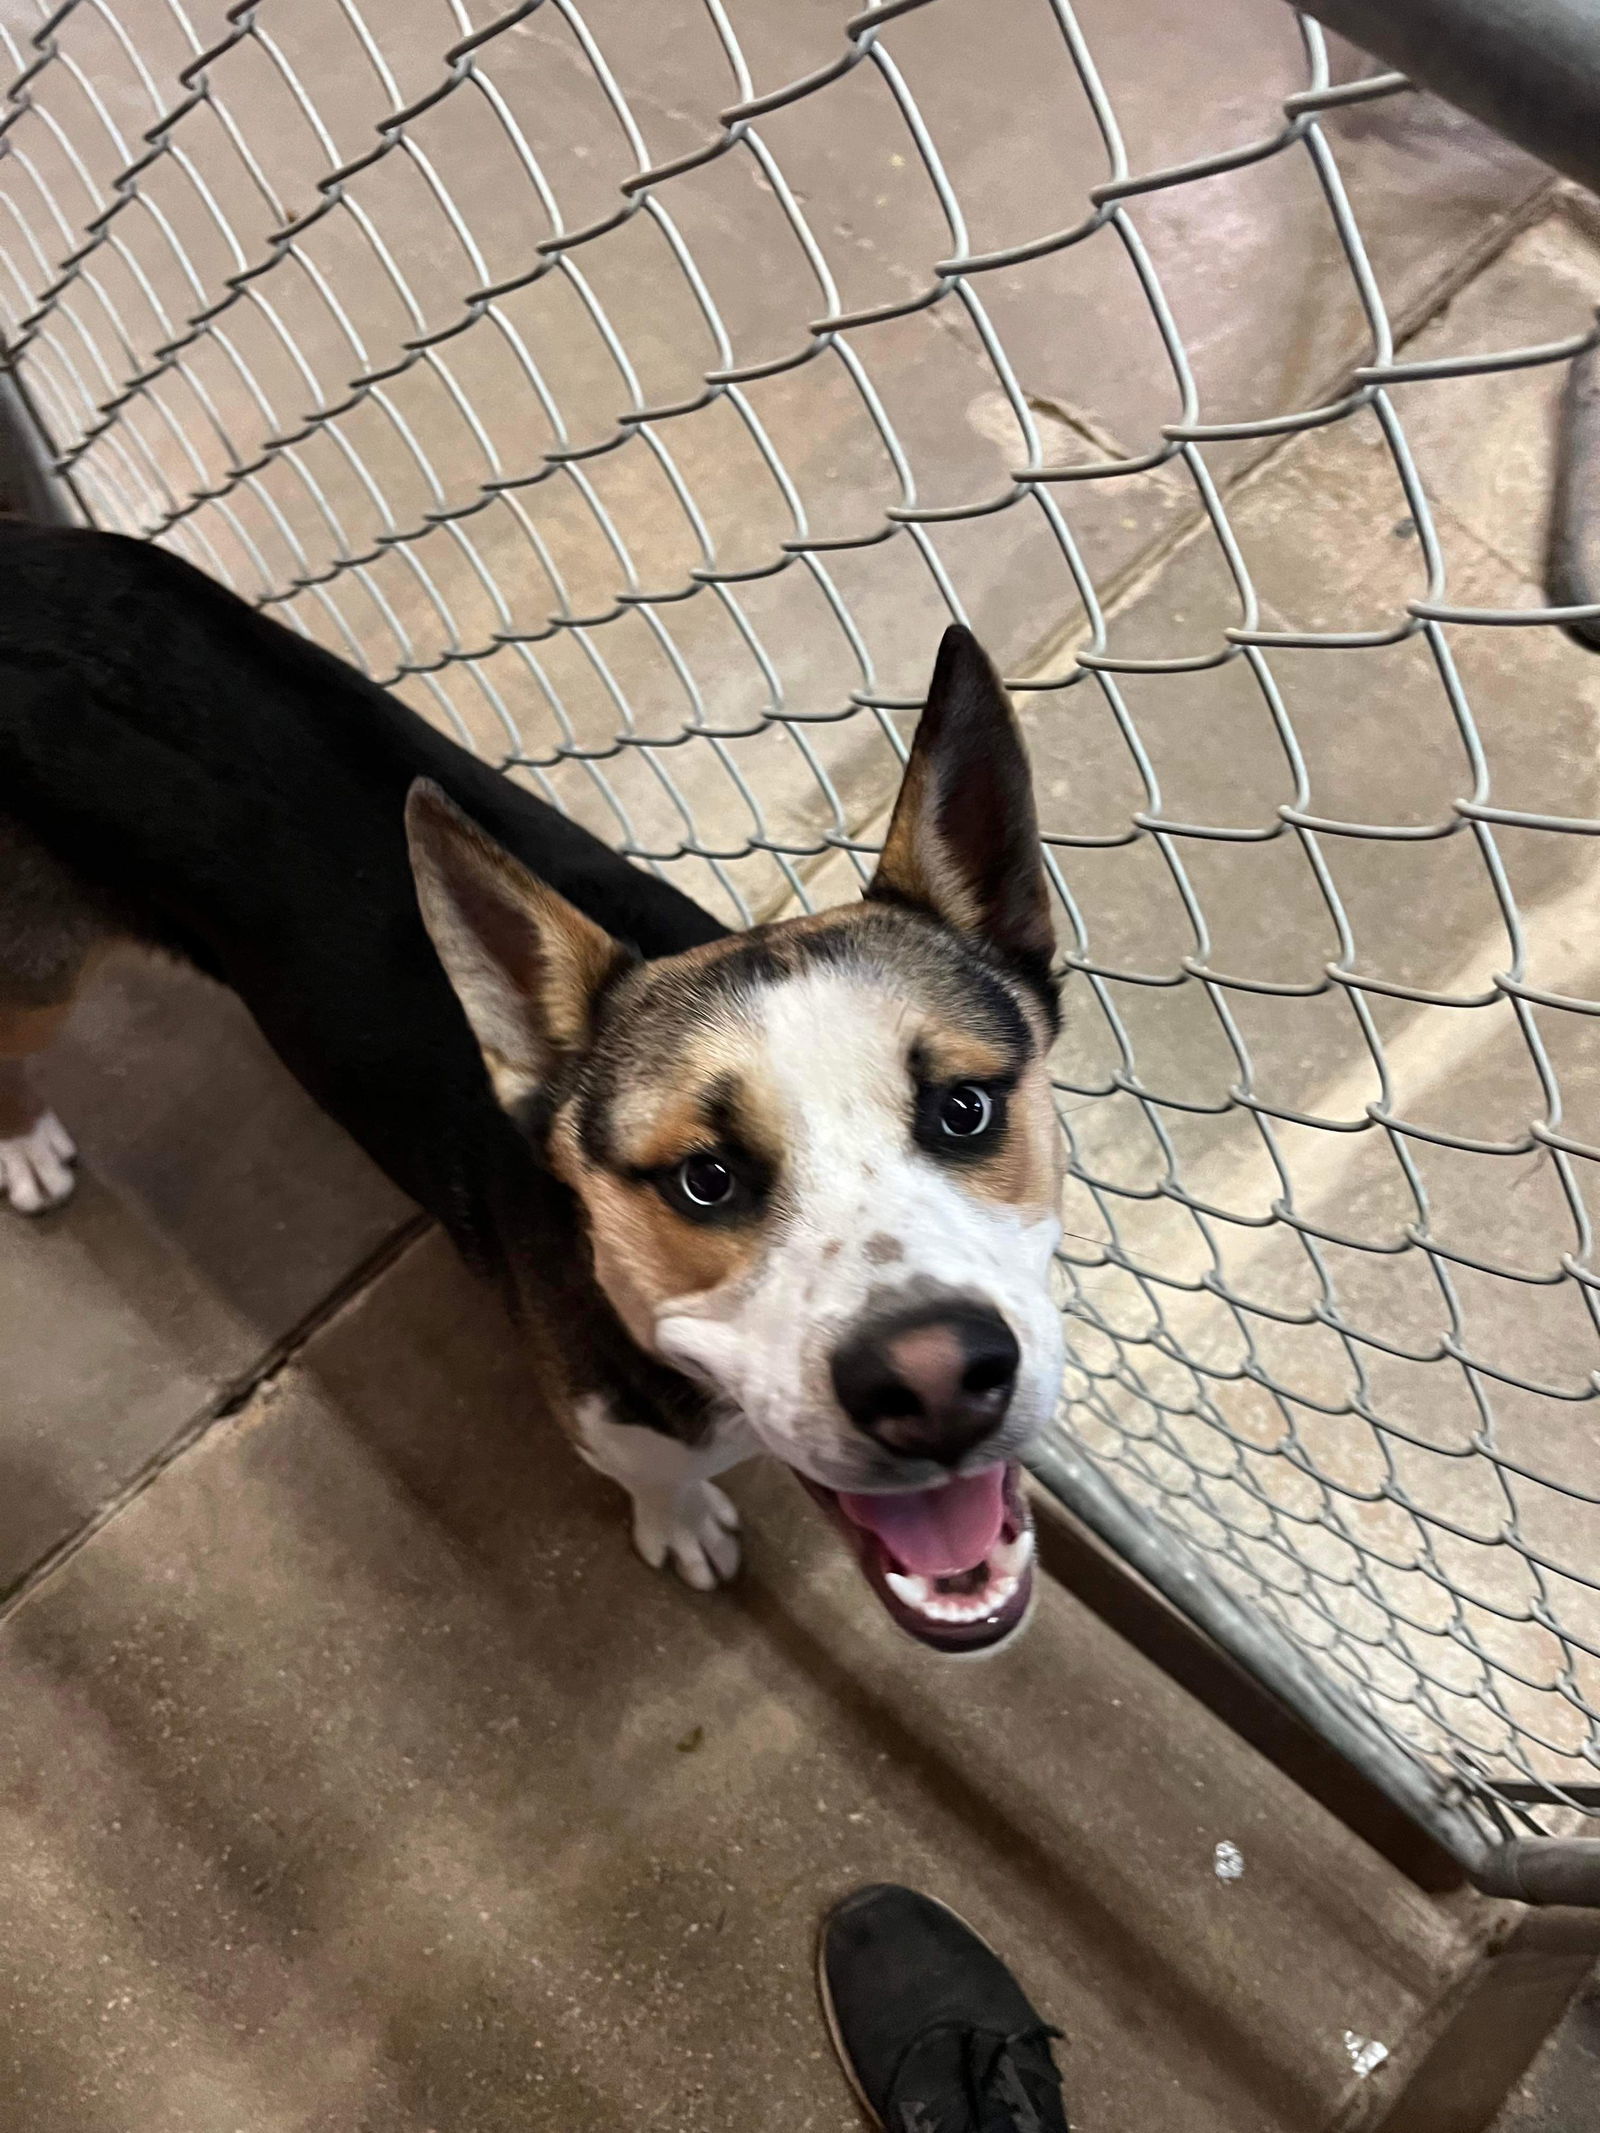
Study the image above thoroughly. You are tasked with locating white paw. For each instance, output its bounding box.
[0,1110,77,1214]
[631,1480,742,1591]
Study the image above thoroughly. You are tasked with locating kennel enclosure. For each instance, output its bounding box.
[5,0,1600,1896]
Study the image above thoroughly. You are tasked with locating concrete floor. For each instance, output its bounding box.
[1491,1978,1600,2132]
[2,954,411,1591]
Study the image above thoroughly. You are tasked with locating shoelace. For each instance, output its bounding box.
[888,2020,1067,2133]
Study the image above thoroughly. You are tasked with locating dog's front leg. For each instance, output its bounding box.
[573,1397,754,1591]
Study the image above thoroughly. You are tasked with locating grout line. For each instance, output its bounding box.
[1553,181,1600,248]
[705,182,1569,929]
[1376,175,1564,356]
[1015,175,1563,686]
[0,1210,433,1626]
[722,176,1566,928]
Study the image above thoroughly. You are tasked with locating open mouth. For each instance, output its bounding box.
[804,1462,1035,1654]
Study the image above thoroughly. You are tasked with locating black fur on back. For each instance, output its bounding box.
[0,523,728,1423]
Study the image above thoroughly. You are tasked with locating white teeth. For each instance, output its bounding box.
[999,1526,1036,1576]
[881,1525,1035,1626]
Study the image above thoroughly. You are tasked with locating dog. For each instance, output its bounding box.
[0,522,1064,1652]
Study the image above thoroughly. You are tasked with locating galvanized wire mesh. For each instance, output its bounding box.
[5,0,1600,1851]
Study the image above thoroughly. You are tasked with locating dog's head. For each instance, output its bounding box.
[407,626,1065,1651]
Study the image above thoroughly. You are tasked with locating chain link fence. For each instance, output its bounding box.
[6,0,1600,1880]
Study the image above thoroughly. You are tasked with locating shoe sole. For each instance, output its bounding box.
[815,1888,1010,2130]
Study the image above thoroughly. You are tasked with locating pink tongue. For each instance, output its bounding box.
[837,1464,1009,1577]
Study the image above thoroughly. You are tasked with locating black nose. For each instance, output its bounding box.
[830,1301,1020,1466]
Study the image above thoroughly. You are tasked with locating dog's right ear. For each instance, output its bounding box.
[405,781,631,1111]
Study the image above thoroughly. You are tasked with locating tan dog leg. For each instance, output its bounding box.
[0,1000,77,1213]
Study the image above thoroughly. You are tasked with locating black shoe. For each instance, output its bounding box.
[818,1883,1071,2133]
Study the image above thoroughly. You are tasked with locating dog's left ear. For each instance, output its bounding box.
[867,625,1055,988]
[406,780,631,1111]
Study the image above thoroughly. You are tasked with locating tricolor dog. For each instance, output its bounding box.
[1,523,1064,1653]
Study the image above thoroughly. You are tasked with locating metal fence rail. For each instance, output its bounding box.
[6,0,1600,1889]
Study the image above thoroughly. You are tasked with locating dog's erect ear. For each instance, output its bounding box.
[867,625,1055,986]
[406,781,630,1110]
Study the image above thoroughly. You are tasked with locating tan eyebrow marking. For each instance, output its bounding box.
[607,1032,787,1180]
[615,1083,718,1173]
[914,1025,1018,1084]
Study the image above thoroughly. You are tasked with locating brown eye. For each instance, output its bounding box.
[676,1152,735,1208]
[938,1083,993,1138]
